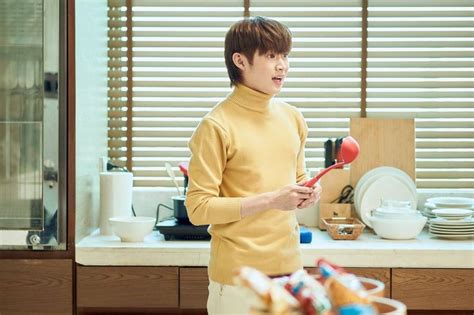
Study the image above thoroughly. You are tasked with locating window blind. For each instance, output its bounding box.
[366,0,474,189]
[108,0,243,187]
[250,0,362,173]
[108,0,473,190]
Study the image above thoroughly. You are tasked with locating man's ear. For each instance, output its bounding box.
[232,53,247,71]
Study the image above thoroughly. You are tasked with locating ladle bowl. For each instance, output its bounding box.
[304,136,360,187]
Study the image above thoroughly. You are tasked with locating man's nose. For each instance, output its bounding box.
[276,59,286,71]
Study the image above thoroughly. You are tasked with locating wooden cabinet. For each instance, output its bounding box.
[180,267,209,309]
[392,268,474,311]
[0,259,73,315]
[74,266,474,313]
[77,266,179,310]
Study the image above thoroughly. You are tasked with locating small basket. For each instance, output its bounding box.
[322,217,365,240]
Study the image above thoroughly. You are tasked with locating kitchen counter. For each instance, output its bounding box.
[76,228,474,268]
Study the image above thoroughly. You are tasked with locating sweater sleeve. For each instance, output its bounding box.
[185,117,242,225]
[295,109,308,183]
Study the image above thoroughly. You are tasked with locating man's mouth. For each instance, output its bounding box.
[272,76,284,83]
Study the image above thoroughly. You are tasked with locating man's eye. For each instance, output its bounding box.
[268,54,276,58]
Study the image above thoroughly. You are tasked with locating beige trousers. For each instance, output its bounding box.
[207,279,255,315]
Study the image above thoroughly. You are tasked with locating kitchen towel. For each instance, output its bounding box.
[99,172,133,235]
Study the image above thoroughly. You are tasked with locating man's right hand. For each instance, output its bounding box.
[269,184,314,211]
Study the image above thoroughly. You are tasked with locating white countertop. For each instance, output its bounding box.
[76,228,474,268]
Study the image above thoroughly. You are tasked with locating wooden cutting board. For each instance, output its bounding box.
[349,118,415,188]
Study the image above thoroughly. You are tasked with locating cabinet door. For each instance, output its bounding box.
[77,266,179,309]
[180,267,209,309]
[392,268,474,310]
[0,259,73,315]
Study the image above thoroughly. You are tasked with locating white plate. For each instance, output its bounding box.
[424,202,437,210]
[426,197,473,208]
[433,208,473,216]
[355,167,416,217]
[430,223,474,229]
[429,233,474,239]
[434,216,473,221]
[429,218,474,225]
[429,227,474,233]
[421,210,435,218]
[359,175,417,228]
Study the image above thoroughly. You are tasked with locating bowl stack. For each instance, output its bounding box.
[368,206,427,240]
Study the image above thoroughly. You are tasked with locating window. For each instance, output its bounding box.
[107,0,473,190]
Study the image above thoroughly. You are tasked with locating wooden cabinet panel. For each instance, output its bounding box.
[77,266,178,309]
[180,267,209,309]
[0,259,73,315]
[305,267,391,297]
[392,269,474,310]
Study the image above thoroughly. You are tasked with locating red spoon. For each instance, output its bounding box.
[304,136,360,187]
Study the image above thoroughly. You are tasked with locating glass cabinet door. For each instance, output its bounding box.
[0,0,44,230]
[0,0,66,249]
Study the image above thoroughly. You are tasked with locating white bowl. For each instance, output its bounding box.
[373,207,420,219]
[368,215,427,240]
[109,216,155,242]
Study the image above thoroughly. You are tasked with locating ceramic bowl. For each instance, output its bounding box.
[369,296,407,315]
[368,215,427,240]
[373,207,420,219]
[109,216,155,242]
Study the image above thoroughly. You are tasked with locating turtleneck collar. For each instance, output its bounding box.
[228,84,273,113]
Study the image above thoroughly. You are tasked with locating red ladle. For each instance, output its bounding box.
[304,136,360,187]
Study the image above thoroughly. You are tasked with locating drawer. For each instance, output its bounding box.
[77,266,178,309]
[180,267,209,309]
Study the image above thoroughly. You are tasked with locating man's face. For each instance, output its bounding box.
[237,50,289,95]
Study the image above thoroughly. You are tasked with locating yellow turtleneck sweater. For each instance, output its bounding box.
[185,84,308,285]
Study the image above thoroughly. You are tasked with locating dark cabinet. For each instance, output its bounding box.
[0,259,73,315]
[77,266,179,310]
[180,267,209,309]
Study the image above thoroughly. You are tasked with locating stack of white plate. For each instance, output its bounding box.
[422,197,474,218]
[354,167,417,228]
[429,217,474,239]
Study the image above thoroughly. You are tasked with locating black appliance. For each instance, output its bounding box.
[155,218,210,241]
[156,162,210,240]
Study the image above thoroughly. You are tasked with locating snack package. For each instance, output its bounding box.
[235,267,300,315]
[338,304,376,315]
[317,260,371,308]
[284,269,332,315]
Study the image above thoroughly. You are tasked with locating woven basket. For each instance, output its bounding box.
[322,217,365,240]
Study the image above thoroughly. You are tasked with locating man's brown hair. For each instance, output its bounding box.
[224,16,292,87]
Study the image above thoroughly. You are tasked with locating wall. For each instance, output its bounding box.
[75,0,108,241]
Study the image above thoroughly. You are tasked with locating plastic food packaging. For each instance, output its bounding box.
[235,259,405,315]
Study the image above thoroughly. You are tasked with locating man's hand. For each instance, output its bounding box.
[269,184,314,211]
[296,182,322,209]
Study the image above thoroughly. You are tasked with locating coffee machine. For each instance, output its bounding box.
[155,163,210,240]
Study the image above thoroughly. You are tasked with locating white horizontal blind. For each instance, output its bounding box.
[108,0,243,187]
[108,0,473,189]
[367,0,474,189]
[250,0,362,173]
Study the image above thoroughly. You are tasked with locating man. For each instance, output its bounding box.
[185,16,321,314]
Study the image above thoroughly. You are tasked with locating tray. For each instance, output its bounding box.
[322,217,365,240]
